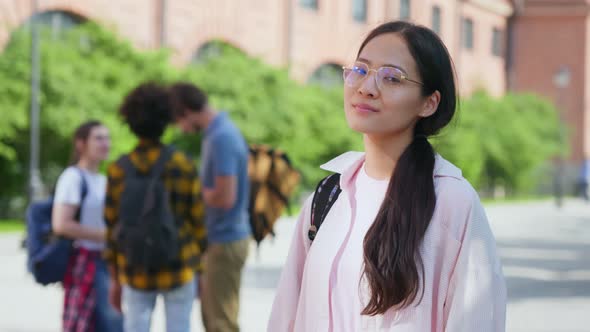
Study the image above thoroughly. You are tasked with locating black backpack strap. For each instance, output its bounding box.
[117,155,136,177]
[149,145,174,179]
[308,173,342,242]
[117,145,174,179]
[73,167,89,223]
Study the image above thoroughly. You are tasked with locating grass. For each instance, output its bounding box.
[0,220,25,233]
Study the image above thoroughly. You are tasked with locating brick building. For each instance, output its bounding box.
[510,0,590,166]
[0,0,587,168]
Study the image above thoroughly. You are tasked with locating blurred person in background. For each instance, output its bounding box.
[578,158,590,201]
[52,120,123,332]
[170,82,251,332]
[104,82,206,332]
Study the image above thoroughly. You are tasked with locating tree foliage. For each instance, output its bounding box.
[0,23,566,217]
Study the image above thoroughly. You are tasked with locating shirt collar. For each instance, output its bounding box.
[137,138,161,148]
[320,151,463,187]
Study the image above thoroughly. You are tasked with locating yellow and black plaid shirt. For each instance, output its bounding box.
[104,140,206,291]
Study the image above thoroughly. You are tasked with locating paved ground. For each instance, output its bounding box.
[0,199,589,332]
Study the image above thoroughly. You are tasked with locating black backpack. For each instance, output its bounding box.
[308,173,342,242]
[115,146,179,271]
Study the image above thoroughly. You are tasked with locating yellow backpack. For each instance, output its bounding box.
[248,144,301,245]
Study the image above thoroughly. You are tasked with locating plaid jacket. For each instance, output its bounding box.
[104,140,206,290]
[63,248,98,332]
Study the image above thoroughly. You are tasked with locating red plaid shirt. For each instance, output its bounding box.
[63,248,99,332]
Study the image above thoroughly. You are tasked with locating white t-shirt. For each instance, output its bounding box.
[336,162,390,323]
[53,166,107,251]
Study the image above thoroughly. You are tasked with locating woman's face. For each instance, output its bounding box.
[79,125,111,163]
[344,33,433,138]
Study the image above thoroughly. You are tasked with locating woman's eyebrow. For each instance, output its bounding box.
[357,57,407,73]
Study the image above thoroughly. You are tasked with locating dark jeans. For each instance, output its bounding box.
[577,182,589,201]
[94,257,124,332]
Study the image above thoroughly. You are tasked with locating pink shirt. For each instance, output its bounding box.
[268,152,506,332]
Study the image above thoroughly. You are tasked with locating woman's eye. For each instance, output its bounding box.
[383,75,401,83]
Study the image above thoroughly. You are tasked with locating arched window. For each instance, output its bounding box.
[191,40,245,64]
[24,10,84,40]
[308,63,343,87]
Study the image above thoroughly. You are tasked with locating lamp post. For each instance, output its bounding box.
[159,0,167,47]
[552,65,571,208]
[28,0,43,203]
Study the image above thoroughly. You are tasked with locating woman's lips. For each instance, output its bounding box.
[353,103,379,114]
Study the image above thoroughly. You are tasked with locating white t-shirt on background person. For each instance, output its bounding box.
[53,166,107,251]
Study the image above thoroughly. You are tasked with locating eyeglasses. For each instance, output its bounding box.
[342,61,423,91]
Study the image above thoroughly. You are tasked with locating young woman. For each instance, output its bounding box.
[52,121,123,332]
[268,21,506,332]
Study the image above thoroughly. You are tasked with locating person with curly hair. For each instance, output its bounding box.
[104,82,207,332]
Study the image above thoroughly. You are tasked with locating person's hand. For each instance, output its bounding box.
[202,188,214,204]
[94,228,107,243]
[197,274,204,299]
[109,280,122,313]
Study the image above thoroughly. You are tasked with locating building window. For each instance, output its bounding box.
[432,6,441,35]
[192,41,223,64]
[192,40,246,65]
[309,63,344,87]
[26,10,83,40]
[492,28,504,57]
[353,0,367,22]
[300,0,318,10]
[400,0,411,20]
[462,18,474,50]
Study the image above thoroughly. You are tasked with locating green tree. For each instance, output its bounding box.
[0,23,178,216]
[0,23,567,218]
[435,91,565,195]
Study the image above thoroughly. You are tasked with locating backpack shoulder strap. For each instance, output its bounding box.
[308,173,342,242]
[116,146,174,179]
[150,145,174,179]
[73,167,89,223]
[117,155,136,177]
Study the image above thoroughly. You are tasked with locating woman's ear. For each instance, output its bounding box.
[419,90,441,118]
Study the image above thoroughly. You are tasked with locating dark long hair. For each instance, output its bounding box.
[359,21,457,315]
[69,120,103,165]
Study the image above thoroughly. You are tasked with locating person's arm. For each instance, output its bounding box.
[267,196,313,332]
[202,176,237,209]
[203,135,240,210]
[51,169,104,242]
[107,264,122,313]
[103,163,122,274]
[52,203,105,242]
[443,195,506,332]
[185,158,207,259]
[103,163,123,313]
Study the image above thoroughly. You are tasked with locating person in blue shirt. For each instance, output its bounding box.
[578,159,590,201]
[170,82,251,332]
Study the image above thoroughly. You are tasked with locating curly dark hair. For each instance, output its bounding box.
[119,82,172,140]
[169,82,208,118]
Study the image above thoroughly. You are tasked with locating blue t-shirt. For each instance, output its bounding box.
[580,159,590,182]
[200,112,251,243]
